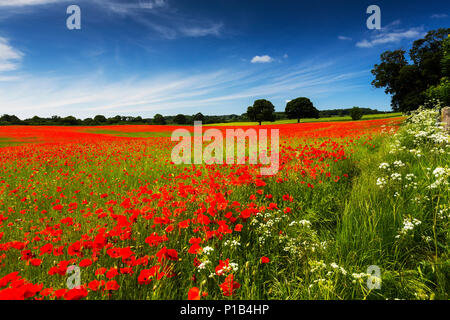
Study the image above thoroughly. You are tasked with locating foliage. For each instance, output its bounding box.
[285,97,319,123]
[193,113,205,123]
[246,99,276,125]
[425,77,450,106]
[153,114,166,125]
[372,28,450,112]
[350,107,363,120]
[173,114,187,125]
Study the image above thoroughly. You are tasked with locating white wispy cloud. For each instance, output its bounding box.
[0,0,224,39]
[179,23,223,37]
[96,0,167,15]
[0,0,64,6]
[356,26,425,48]
[251,55,274,63]
[0,0,164,8]
[431,13,448,19]
[338,36,352,41]
[0,37,23,72]
[93,0,223,39]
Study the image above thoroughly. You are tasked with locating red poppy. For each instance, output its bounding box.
[88,280,101,291]
[106,268,119,279]
[188,287,200,300]
[79,259,92,267]
[30,258,42,267]
[105,280,120,291]
[64,287,88,300]
[138,266,158,285]
[219,274,240,297]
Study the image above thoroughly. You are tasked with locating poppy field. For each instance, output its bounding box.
[0,109,448,300]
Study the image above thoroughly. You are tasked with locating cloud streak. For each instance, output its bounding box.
[0,37,23,72]
[93,0,224,39]
[356,27,425,48]
[430,13,448,19]
[0,0,62,6]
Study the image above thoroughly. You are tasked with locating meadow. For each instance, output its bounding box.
[0,109,448,300]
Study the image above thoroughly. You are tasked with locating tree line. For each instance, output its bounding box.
[0,106,387,126]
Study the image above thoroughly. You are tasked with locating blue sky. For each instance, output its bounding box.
[0,0,449,119]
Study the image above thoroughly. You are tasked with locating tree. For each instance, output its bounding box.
[173,114,187,125]
[193,112,205,123]
[246,99,276,125]
[350,107,363,120]
[371,28,450,112]
[83,118,95,125]
[61,116,80,126]
[0,114,22,125]
[107,115,122,124]
[153,114,166,125]
[425,36,450,107]
[285,97,319,123]
[93,115,107,123]
[410,29,449,85]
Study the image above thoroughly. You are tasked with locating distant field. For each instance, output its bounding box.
[0,137,37,147]
[83,128,172,138]
[205,112,403,126]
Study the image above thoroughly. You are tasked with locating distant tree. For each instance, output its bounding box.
[107,115,122,124]
[173,114,187,125]
[153,114,166,125]
[193,112,205,123]
[350,107,363,120]
[0,114,22,125]
[27,116,43,125]
[61,116,80,125]
[94,115,107,123]
[83,118,95,125]
[285,97,319,123]
[51,115,61,124]
[246,99,276,125]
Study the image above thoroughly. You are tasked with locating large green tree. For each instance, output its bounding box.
[425,36,450,106]
[246,99,276,125]
[285,97,319,123]
[371,28,450,112]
